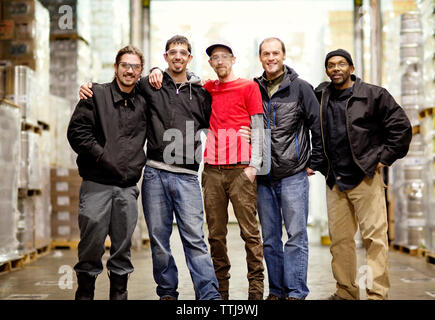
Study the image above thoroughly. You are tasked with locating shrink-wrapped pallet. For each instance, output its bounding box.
[0,100,21,262]
[49,38,91,103]
[48,95,76,168]
[19,131,41,190]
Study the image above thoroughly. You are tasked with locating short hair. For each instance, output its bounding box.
[165,35,192,54]
[115,45,144,69]
[258,37,286,55]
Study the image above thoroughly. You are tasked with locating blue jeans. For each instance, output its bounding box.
[257,170,309,299]
[141,166,220,300]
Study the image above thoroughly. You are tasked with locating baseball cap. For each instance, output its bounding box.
[206,40,234,57]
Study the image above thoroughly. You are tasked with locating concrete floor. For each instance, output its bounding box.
[1,224,435,300]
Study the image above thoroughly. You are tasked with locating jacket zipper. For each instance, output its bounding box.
[319,90,331,180]
[258,80,294,181]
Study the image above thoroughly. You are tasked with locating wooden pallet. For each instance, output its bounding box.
[18,188,42,197]
[426,253,435,265]
[22,250,38,264]
[21,120,42,135]
[51,239,111,250]
[0,246,53,276]
[51,240,79,250]
[0,256,26,275]
[37,120,50,131]
[36,244,51,257]
[390,243,423,256]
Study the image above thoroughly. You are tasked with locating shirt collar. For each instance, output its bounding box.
[110,79,137,108]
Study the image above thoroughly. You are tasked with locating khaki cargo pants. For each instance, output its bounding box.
[326,168,390,300]
[201,165,264,299]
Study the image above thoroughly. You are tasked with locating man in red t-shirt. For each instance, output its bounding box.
[201,42,265,300]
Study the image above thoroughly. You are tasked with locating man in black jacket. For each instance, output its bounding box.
[315,49,412,300]
[254,38,324,300]
[67,45,147,300]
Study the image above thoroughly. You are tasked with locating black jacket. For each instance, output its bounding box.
[138,71,211,172]
[67,80,147,187]
[314,75,412,179]
[254,65,324,181]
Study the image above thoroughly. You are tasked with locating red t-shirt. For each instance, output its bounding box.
[203,78,263,165]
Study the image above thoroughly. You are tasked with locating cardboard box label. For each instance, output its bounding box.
[57,211,70,221]
[56,168,69,176]
[56,181,69,192]
[57,226,71,236]
[0,20,15,40]
[57,196,70,206]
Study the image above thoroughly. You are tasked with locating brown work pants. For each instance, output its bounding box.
[326,168,390,300]
[201,165,264,299]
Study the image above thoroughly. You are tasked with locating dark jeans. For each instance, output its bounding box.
[201,165,264,298]
[257,171,310,299]
[74,180,139,276]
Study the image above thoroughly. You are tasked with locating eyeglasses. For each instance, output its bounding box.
[165,49,191,58]
[210,54,233,62]
[118,62,142,72]
[326,62,349,70]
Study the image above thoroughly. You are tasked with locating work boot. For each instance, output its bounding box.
[75,273,96,300]
[327,293,346,300]
[248,293,264,300]
[109,272,129,300]
[219,291,229,300]
[266,294,281,300]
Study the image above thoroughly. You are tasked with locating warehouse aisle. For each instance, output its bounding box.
[0,224,435,300]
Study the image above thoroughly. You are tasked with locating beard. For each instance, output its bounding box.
[116,72,136,88]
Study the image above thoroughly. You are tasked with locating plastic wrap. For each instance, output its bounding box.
[0,101,21,262]
[90,0,130,83]
[49,39,91,103]
[34,126,52,248]
[48,95,76,168]
[13,65,38,121]
[19,131,41,190]
[17,197,35,253]
[34,168,51,249]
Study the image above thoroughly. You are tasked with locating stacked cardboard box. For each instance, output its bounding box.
[49,38,92,103]
[39,0,91,42]
[50,168,81,241]
[90,0,130,83]
[39,0,93,104]
[0,0,50,125]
